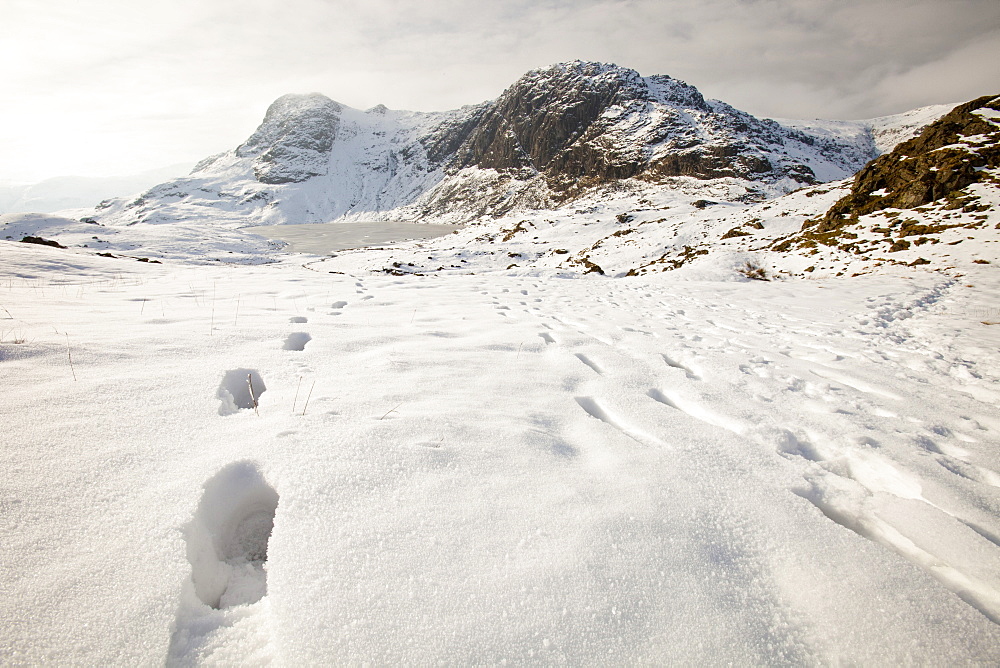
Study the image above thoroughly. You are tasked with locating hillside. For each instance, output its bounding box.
[315,94,997,280]
[1,66,994,282]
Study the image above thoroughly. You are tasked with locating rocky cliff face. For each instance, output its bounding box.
[236,94,343,184]
[760,94,1000,267]
[90,61,936,228]
[448,62,870,195]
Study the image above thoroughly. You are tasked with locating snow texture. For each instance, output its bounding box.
[1,232,999,664]
[1,63,997,665]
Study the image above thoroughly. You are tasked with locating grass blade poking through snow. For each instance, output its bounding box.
[380,403,402,420]
[66,333,76,381]
[247,374,259,416]
[301,381,315,416]
[292,376,302,415]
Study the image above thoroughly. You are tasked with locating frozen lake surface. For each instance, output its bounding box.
[246,221,460,254]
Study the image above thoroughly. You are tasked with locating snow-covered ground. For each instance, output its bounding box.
[2,236,999,664]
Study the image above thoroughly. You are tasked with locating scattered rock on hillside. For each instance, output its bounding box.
[20,236,65,248]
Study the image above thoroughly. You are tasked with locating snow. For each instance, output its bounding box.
[775,103,953,157]
[0,81,995,662]
[2,229,1000,664]
[0,164,194,215]
[89,101,466,230]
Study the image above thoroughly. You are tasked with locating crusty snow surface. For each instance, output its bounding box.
[2,239,1000,665]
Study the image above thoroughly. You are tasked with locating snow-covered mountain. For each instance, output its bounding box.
[297,94,998,280]
[89,61,942,229]
[8,61,989,278]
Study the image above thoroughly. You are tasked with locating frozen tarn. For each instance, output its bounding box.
[245,222,460,255]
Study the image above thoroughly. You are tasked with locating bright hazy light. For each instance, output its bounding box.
[2,0,998,183]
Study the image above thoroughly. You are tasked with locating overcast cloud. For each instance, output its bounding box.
[1,0,998,183]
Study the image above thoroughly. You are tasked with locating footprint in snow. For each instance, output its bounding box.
[576,395,667,448]
[289,316,307,324]
[647,388,744,435]
[661,354,700,380]
[167,462,279,663]
[183,461,279,609]
[282,332,311,351]
[575,353,603,375]
[217,369,266,416]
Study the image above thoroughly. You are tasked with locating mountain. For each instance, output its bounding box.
[288,93,997,280]
[813,94,1000,231]
[89,61,925,229]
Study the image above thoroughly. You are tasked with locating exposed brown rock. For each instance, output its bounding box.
[20,236,65,248]
[816,94,1000,233]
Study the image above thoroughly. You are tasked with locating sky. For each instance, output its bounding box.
[1,0,998,184]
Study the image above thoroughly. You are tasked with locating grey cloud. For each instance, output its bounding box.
[3,0,999,181]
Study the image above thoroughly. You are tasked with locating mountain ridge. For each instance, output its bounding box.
[9,61,992,280]
[88,61,931,229]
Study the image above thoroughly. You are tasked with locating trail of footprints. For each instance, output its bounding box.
[735,354,1000,625]
[218,290,362,417]
[487,276,720,452]
[528,288,1000,627]
[533,304,710,450]
[203,279,1000,656]
[180,294,357,659]
[787,425,1000,624]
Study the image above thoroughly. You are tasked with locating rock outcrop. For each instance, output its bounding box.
[815,94,1000,233]
[448,62,868,195]
[235,93,343,184]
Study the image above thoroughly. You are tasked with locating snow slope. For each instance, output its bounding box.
[2,239,999,664]
[307,163,998,281]
[776,102,955,158]
[1,69,996,667]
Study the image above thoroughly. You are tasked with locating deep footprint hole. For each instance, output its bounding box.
[217,369,266,415]
[185,461,279,609]
[282,332,311,351]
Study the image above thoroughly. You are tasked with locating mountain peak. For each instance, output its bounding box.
[514,60,643,97]
[522,61,707,110]
[236,93,342,184]
[530,60,629,77]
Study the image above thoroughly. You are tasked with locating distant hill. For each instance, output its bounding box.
[0,163,193,214]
